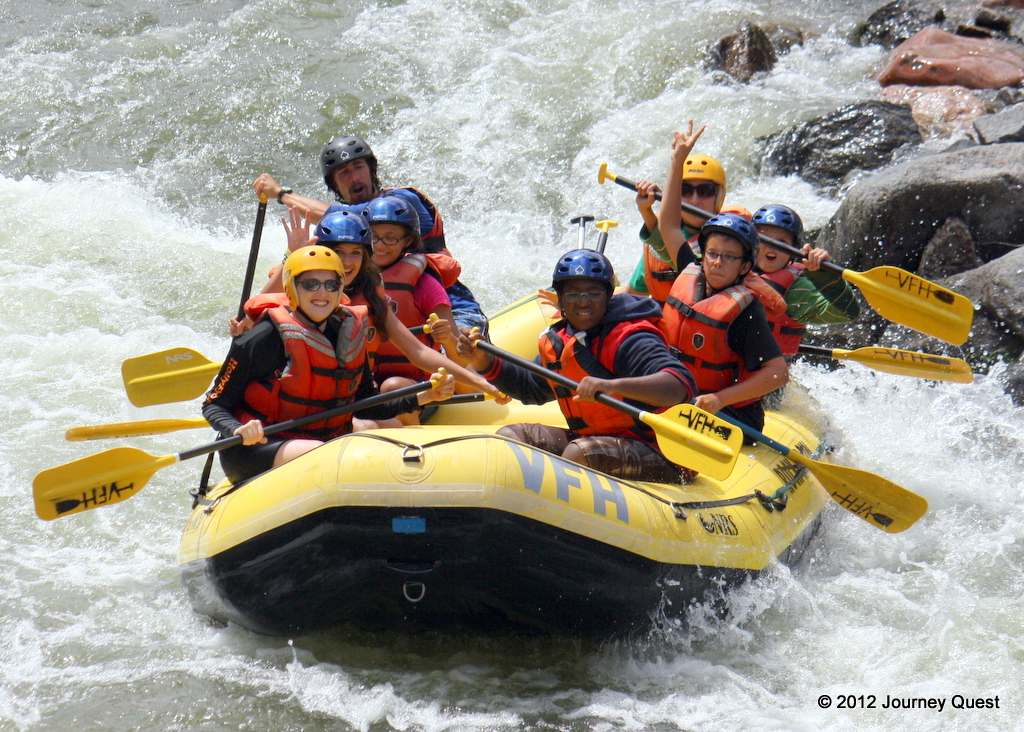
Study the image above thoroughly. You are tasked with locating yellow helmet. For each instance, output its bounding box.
[683,154,727,213]
[283,245,346,309]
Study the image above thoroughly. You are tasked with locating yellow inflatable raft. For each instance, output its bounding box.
[178,293,830,636]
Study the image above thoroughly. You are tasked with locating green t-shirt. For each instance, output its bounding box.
[783,269,861,324]
[628,223,698,293]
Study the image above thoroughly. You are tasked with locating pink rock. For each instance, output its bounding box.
[982,0,1024,8]
[879,84,989,139]
[877,28,1024,89]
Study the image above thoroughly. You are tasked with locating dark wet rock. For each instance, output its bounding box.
[974,102,1024,142]
[809,144,1024,400]
[854,1,947,50]
[753,101,921,190]
[974,7,1013,33]
[917,217,985,279]
[706,21,777,83]
[878,28,1024,89]
[816,143,1024,272]
[940,245,1024,382]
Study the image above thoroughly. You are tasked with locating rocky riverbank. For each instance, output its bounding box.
[707,0,1024,403]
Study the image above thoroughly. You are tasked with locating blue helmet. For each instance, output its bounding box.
[698,212,759,261]
[552,249,615,290]
[314,209,371,247]
[361,195,419,232]
[752,204,804,247]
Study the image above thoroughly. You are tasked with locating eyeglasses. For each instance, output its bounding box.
[680,183,718,198]
[297,278,342,293]
[372,234,407,246]
[702,250,742,265]
[561,290,606,304]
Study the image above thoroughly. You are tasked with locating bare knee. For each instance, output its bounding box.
[272,439,323,468]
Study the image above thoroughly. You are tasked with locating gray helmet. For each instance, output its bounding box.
[319,135,380,199]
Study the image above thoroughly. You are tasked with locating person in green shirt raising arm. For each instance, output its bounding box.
[750,204,861,358]
[617,122,727,306]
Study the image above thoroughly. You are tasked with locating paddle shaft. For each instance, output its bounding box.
[238,196,269,320]
[475,340,650,422]
[178,379,433,462]
[601,170,840,271]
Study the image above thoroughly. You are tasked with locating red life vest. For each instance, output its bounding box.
[235,306,370,441]
[660,263,759,408]
[642,232,701,305]
[758,262,806,358]
[374,252,459,380]
[537,318,666,442]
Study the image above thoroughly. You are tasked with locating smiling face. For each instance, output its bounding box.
[681,177,720,228]
[754,225,796,273]
[332,243,366,286]
[702,233,752,292]
[558,278,609,332]
[370,223,412,268]
[330,158,376,204]
[294,269,343,323]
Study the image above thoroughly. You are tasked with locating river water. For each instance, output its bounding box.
[2,1,1022,729]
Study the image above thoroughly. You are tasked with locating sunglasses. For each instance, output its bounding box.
[297,278,342,293]
[680,183,718,198]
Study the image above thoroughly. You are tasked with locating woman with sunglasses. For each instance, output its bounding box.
[205,241,504,483]
[659,144,789,432]
[619,120,728,306]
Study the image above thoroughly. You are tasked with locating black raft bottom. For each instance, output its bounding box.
[181,506,814,637]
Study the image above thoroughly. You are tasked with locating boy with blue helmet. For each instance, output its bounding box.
[750,204,860,358]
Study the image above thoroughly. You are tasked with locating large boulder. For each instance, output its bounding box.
[706,21,778,83]
[878,28,1024,88]
[854,0,947,50]
[879,84,988,139]
[815,143,1024,273]
[753,101,922,191]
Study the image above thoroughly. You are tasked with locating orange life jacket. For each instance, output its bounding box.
[660,263,759,408]
[642,232,701,305]
[374,252,459,380]
[235,306,370,440]
[537,318,666,442]
[758,262,806,358]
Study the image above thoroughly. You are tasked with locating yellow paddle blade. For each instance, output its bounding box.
[640,404,744,481]
[834,347,974,383]
[786,450,927,534]
[121,348,222,407]
[33,447,177,521]
[66,418,210,441]
[845,267,974,346]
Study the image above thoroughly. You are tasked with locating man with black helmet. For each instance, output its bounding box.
[457,249,698,483]
[252,134,486,331]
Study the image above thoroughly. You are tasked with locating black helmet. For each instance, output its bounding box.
[319,135,380,199]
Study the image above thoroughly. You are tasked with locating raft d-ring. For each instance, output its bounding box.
[402,444,424,463]
[403,581,426,603]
